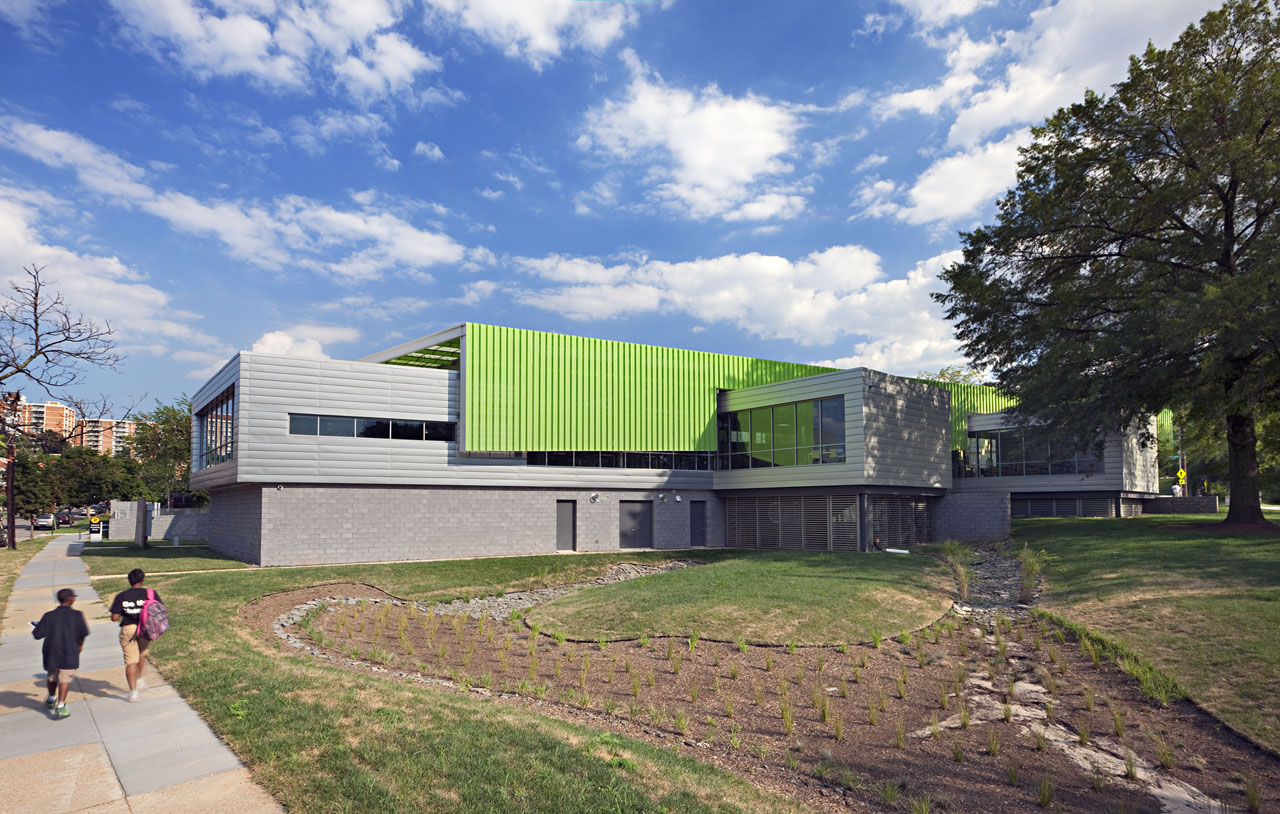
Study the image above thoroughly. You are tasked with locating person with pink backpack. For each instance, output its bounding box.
[109,569,168,703]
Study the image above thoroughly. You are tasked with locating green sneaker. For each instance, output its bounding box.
[45,696,56,709]
[55,705,70,718]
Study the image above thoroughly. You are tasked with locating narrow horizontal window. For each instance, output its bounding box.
[391,420,423,440]
[289,414,317,435]
[357,418,390,438]
[318,416,354,437]
[424,421,455,442]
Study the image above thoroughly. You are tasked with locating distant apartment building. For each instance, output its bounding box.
[19,400,78,437]
[72,417,138,457]
[6,397,138,457]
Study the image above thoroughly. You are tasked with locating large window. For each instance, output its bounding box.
[717,396,845,470]
[289,414,455,442]
[961,429,1103,478]
[197,386,236,469]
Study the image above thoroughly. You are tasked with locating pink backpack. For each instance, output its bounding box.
[138,589,169,641]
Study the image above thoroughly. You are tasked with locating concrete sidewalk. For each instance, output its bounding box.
[0,537,280,813]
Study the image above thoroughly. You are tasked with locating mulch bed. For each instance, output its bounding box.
[242,584,1280,813]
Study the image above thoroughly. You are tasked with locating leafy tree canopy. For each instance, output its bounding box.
[936,0,1280,525]
[128,396,194,504]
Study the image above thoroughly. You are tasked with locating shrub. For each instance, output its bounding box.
[781,702,794,735]
[986,730,1001,757]
[729,663,740,680]
[1124,749,1137,780]
[765,653,775,672]
[1017,544,1051,603]
[1245,775,1262,814]
[1033,728,1047,752]
[1112,705,1127,737]
[688,631,699,654]
[899,630,912,646]
[894,717,906,749]
[690,684,699,703]
[881,781,901,805]
[952,740,964,762]
[1155,736,1174,769]
[674,710,689,736]
[1037,778,1056,808]
[871,631,883,649]
[832,715,844,741]
[1006,758,1020,786]
[736,635,748,654]
[724,696,734,718]
[1082,683,1095,710]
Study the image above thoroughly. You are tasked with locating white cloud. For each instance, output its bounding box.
[108,0,441,100]
[722,193,806,222]
[875,32,1000,120]
[855,153,888,172]
[944,0,1220,148]
[853,12,904,39]
[315,294,432,321]
[451,279,497,305]
[578,50,805,221]
[250,324,360,358]
[805,251,966,373]
[424,0,642,69]
[413,141,445,161]
[0,117,470,280]
[889,0,995,28]
[516,244,889,345]
[0,184,234,380]
[494,171,523,190]
[291,109,398,171]
[894,130,1028,225]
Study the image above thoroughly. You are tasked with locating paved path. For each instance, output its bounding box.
[0,537,280,813]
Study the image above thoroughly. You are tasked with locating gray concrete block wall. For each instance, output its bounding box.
[150,513,210,541]
[210,484,722,566]
[1143,495,1219,514]
[208,485,263,563]
[936,491,1010,541]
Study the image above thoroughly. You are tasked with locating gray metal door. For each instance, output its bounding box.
[619,501,653,548]
[556,500,576,551]
[690,501,706,547]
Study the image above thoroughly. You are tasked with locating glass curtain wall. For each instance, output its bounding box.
[963,429,1103,477]
[717,396,844,470]
[197,386,236,469]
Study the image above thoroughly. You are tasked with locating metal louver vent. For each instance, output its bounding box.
[780,497,804,549]
[758,497,780,549]
[1080,498,1112,517]
[802,496,830,550]
[831,496,859,551]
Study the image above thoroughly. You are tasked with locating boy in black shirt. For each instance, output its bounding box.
[32,588,90,718]
[109,568,160,703]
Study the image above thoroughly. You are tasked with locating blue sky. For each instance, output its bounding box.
[0,0,1221,411]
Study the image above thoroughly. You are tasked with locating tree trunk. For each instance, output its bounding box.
[1224,413,1269,526]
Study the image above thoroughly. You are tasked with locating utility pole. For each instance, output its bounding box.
[4,392,19,550]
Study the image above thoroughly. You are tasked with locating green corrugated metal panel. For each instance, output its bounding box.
[913,380,1018,450]
[1156,409,1174,449]
[463,323,836,451]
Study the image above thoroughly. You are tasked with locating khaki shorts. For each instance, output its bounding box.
[119,624,150,666]
[47,668,76,684]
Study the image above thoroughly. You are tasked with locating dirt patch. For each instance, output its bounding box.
[247,584,1280,813]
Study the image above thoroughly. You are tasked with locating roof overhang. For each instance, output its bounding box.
[357,324,465,369]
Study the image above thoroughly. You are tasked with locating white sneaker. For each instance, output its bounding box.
[128,690,139,703]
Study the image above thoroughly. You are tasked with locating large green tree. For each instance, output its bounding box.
[49,446,136,507]
[127,396,194,505]
[936,0,1280,525]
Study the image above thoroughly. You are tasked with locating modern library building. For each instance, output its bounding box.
[190,323,1158,566]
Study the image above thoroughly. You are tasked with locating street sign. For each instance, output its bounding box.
[1177,468,1186,479]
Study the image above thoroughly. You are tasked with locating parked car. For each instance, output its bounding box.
[33,514,56,530]
[55,511,72,527]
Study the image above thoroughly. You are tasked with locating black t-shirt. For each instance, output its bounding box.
[110,587,161,626]
[33,605,89,671]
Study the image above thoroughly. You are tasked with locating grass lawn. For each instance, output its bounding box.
[1015,510,1280,751]
[82,545,250,576]
[100,551,825,813]
[526,550,954,646]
